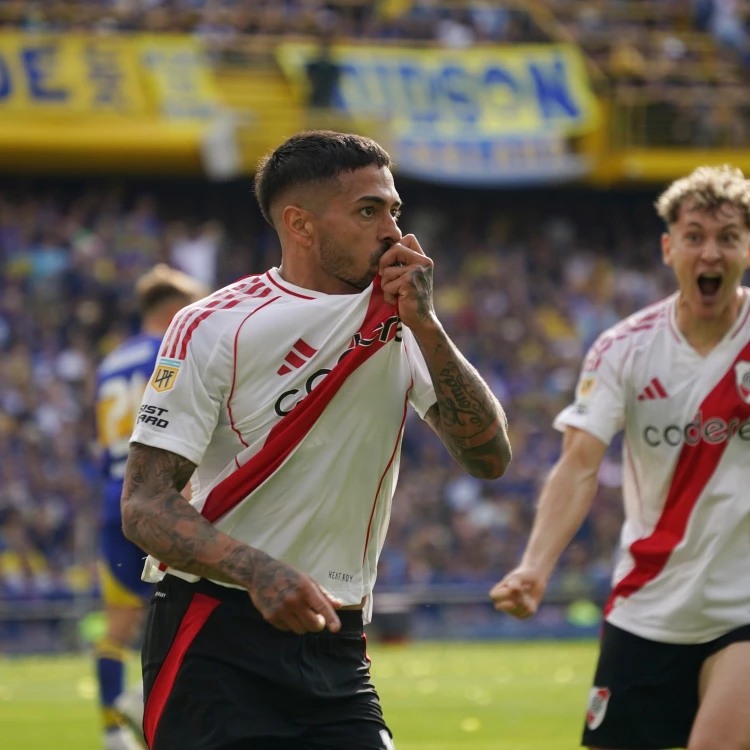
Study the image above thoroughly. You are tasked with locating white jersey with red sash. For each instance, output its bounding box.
[555,289,750,643]
[130,269,436,619]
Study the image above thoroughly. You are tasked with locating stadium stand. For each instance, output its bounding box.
[3,0,749,150]
[0,1,548,43]
[2,0,750,649]
[0,177,676,647]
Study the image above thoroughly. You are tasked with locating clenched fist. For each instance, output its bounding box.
[489,566,548,620]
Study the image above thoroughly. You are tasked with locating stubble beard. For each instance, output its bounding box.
[319,238,392,291]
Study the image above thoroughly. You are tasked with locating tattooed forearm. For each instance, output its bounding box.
[409,265,435,325]
[121,443,339,632]
[121,443,276,588]
[416,327,511,479]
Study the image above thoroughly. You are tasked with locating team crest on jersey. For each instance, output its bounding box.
[150,357,181,392]
[735,362,750,404]
[586,687,611,730]
[578,373,596,400]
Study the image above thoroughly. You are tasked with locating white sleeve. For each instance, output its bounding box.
[130,315,230,466]
[553,332,626,446]
[402,327,437,419]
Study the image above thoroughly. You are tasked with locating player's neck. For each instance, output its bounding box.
[277,262,361,296]
[675,288,746,356]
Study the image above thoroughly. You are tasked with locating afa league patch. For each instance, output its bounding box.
[735,361,750,404]
[150,357,181,392]
[586,686,611,730]
[578,372,597,400]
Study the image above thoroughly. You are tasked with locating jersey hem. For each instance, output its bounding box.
[605,610,748,645]
[146,569,372,608]
[129,432,205,467]
[552,414,614,445]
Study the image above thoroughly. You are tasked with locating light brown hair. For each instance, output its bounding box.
[135,264,208,316]
[655,165,750,228]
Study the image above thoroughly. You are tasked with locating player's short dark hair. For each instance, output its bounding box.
[253,130,392,227]
[135,264,207,317]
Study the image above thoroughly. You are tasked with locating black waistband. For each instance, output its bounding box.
[160,575,364,635]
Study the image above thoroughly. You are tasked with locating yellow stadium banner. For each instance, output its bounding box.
[277,43,599,137]
[137,35,221,121]
[277,43,599,183]
[0,33,226,173]
[0,33,147,116]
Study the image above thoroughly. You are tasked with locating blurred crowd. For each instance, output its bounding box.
[0,0,546,45]
[0,178,679,619]
[552,0,750,147]
[3,0,750,147]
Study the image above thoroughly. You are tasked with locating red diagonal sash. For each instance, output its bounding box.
[606,339,750,615]
[201,279,398,524]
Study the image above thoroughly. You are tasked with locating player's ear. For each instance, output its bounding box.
[661,231,673,267]
[281,205,315,247]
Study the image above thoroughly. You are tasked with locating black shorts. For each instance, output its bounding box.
[142,576,393,750]
[582,620,750,749]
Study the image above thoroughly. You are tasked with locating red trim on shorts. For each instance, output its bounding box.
[265,271,316,300]
[362,382,412,564]
[606,338,750,616]
[201,279,397,524]
[227,297,281,448]
[143,593,220,749]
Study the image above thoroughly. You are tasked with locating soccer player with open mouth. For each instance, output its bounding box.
[491,164,750,750]
[120,131,511,750]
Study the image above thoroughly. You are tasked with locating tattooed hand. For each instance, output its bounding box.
[378,234,437,333]
[246,553,343,634]
[121,443,342,634]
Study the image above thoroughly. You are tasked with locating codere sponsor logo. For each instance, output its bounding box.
[643,410,750,447]
[274,316,402,417]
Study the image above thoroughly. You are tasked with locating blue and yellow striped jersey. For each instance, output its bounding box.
[96,334,162,524]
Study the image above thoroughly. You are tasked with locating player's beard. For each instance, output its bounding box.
[319,236,392,291]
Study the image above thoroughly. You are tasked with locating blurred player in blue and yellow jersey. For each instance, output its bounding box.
[95,265,206,750]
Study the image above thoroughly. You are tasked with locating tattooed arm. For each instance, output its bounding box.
[379,235,511,479]
[419,335,511,479]
[121,442,341,633]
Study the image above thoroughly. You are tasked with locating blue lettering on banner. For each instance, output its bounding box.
[277,43,598,184]
[22,46,67,101]
[332,56,591,133]
[440,65,478,124]
[482,65,521,115]
[528,57,580,120]
[399,63,436,123]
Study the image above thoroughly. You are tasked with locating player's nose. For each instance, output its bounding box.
[701,238,722,261]
[379,213,402,246]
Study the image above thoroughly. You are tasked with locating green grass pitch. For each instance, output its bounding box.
[0,641,598,750]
